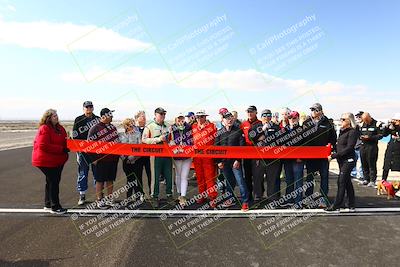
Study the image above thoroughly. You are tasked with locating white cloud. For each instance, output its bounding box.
[0,20,152,52]
[59,66,399,120]
[6,4,16,12]
[60,66,365,95]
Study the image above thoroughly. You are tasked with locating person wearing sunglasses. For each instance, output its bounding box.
[326,113,359,211]
[215,111,249,211]
[72,101,100,206]
[142,107,172,208]
[170,113,194,206]
[119,118,144,207]
[249,109,282,204]
[303,103,337,208]
[281,111,308,209]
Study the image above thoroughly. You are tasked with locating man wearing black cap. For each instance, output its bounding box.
[142,107,172,208]
[249,109,282,203]
[215,111,249,211]
[72,101,100,205]
[303,103,337,208]
[88,108,120,208]
[240,105,262,201]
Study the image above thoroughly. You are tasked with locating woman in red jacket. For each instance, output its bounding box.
[32,109,69,214]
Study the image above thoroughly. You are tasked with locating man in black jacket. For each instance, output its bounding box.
[249,109,282,203]
[359,112,384,187]
[215,112,249,211]
[303,103,337,208]
[72,101,100,205]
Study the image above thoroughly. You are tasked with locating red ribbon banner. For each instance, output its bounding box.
[67,139,331,159]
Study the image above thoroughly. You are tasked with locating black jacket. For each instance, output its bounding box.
[249,121,281,147]
[214,124,245,165]
[359,119,383,147]
[383,125,400,171]
[72,114,100,140]
[331,127,359,162]
[302,115,337,150]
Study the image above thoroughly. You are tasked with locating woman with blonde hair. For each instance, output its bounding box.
[119,118,144,205]
[32,109,69,214]
[327,112,359,211]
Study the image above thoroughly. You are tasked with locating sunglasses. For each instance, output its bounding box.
[85,105,93,108]
[261,114,272,117]
[197,115,206,118]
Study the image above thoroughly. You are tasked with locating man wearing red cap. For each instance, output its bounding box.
[192,110,218,207]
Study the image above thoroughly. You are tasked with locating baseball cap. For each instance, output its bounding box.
[310,103,323,111]
[155,107,167,114]
[392,113,400,120]
[261,109,272,117]
[176,113,185,118]
[218,107,228,115]
[195,110,209,117]
[246,105,257,112]
[355,111,364,118]
[100,108,114,117]
[83,101,93,107]
[222,111,233,119]
[289,111,300,118]
[185,112,195,117]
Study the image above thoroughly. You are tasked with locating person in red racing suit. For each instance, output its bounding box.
[192,110,218,207]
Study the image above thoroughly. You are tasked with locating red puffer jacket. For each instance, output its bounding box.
[32,124,68,167]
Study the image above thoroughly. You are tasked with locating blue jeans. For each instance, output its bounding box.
[223,163,249,204]
[76,152,96,193]
[283,160,305,204]
[306,159,329,199]
[351,149,364,179]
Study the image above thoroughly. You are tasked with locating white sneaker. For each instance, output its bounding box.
[367,182,375,187]
[105,199,116,207]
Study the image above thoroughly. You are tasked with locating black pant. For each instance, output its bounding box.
[252,160,265,199]
[122,160,143,199]
[333,160,355,208]
[382,169,390,181]
[243,159,253,199]
[135,157,151,195]
[39,166,64,210]
[252,159,282,201]
[360,145,378,183]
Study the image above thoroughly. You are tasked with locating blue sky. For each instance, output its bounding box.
[0,0,399,120]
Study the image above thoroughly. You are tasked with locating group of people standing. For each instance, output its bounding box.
[31,100,400,214]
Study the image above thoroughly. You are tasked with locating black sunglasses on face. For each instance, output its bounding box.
[85,105,93,108]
